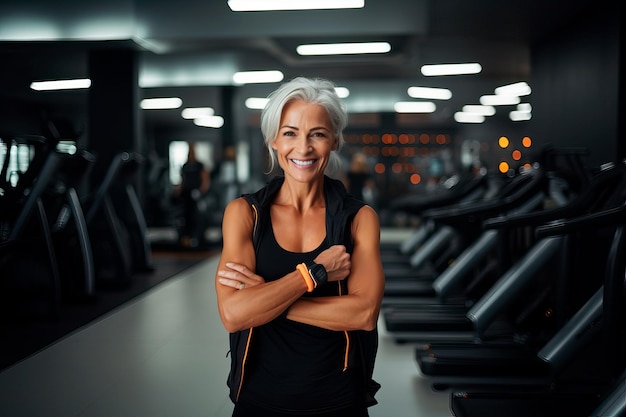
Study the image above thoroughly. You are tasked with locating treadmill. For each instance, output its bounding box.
[381,171,491,265]
[448,203,626,417]
[383,162,626,344]
[383,165,549,301]
[43,149,98,300]
[0,137,64,319]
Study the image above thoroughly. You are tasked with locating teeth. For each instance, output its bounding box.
[292,159,315,166]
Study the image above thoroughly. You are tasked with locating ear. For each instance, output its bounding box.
[270,140,278,150]
[331,136,339,151]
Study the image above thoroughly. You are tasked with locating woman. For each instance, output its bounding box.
[216,77,384,416]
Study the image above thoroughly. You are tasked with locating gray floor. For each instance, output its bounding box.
[0,237,453,417]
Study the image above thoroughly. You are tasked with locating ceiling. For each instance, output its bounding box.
[0,0,591,141]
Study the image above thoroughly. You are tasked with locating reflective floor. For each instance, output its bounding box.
[0,235,452,417]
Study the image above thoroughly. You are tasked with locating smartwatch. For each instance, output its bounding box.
[307,262,328,288]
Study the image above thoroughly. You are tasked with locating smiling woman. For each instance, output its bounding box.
[215,77,384,417]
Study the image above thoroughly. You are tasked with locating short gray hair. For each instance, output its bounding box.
[260,77,347,173]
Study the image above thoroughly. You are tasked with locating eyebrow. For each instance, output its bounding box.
[279,125,330,132]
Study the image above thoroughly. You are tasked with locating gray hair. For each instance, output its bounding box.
[260,77,347,173]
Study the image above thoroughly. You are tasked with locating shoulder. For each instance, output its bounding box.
[223,197,255,228]
[354,205,379,225]
[351,205,380,238]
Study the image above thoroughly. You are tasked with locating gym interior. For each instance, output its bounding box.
[0,1,625,416]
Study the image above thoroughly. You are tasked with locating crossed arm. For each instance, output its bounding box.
[215,197,384,333]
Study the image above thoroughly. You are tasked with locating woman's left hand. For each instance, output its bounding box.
[217,262,265,290]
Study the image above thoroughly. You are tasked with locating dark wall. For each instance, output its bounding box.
[530,5,621,170]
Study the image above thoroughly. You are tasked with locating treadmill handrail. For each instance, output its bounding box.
[423,168,546,223]
[484,163,626,230]
[535,203,626,238]
[466,236,564,337]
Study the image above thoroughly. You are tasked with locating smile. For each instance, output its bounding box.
[291,159,316,166]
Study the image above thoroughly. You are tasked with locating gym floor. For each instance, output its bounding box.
[0,229,452,417]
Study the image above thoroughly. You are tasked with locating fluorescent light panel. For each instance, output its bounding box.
[421,63,482,76]
[245,98,270,110]
[140,97,182,109]
[181,107,214,119]
[334,87,350,98]
[30,78,91,91]
[479,95,520,106]
[495,81,531,97]
[454,112,485,123]
[228,0,364,11]
[297,42,390,56]
[194,116,225,128]
[407,86,452,100]
[510,111,532,121]
[394,101,436,113]
[462,105,495,116]
[233,70,284,84]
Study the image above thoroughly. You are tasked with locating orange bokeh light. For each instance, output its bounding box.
[499,161,510,173]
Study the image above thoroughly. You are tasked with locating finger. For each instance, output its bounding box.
[217,269,242,280]
[218,277,242,288]
[225,262,258,279]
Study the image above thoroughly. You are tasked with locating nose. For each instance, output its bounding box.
[296,134,311,153]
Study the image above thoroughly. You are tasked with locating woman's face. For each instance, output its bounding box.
[271,100,337,183]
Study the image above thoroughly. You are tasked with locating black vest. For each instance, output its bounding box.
[227,175,380,407]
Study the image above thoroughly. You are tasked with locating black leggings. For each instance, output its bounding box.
[232,401,369,417]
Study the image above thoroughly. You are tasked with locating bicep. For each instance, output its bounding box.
[347,206,384,301]
[216,199,256,288]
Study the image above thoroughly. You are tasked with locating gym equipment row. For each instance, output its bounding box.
[0,134,153,321]
[379,150,626,416]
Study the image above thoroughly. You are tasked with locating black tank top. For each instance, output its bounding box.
[238,215,360,413]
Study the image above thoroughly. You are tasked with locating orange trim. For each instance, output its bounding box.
[236,328,254,401]
[343,330,350,371]
[338,281,350,370]
[251,204,258,238]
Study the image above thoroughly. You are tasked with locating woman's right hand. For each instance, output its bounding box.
[314,245,351,282]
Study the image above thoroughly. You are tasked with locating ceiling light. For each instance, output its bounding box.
[479,95,520,106]
[140,97,183,109]
[509,103,532,121]
[228,0,364,11]
[245,98,270,109]
[420,63,482,76]
[296,42,390,56]
[233,70,284,84]
[462,105,496,116]
[393,101,436,113]
[509,111,532,121]
[30,78,91,91]
[495,81,531,97]
[181,107,215,119]
[454,112,485,123]
[194,116,225,128]
[407,86,452,100]
[334,87,350,98]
